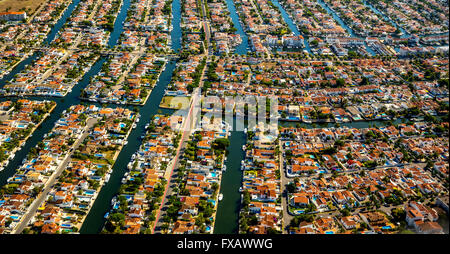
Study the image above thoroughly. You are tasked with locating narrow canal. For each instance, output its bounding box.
[279,118,405,129]
[316,0,376,56]
[214,120,246,234]
[270,0,312,54]
[212,0,250,234]
[225,0,249,55]
[361,0,409,38]
[80,0,182,233]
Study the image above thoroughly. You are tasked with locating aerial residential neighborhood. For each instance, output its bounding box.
[0,0,447,239]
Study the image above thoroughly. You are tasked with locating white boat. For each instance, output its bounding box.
[218,193,223,201]
[242,145,246,151]
[105,173,110,182]
[244,128,247,133]
[222,165,226,171]
[132,123,137,129]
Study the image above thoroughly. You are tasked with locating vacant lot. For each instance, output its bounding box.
[0,0,47,14]
[160,96,191,110]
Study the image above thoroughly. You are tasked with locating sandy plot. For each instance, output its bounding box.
[0,0,47,14]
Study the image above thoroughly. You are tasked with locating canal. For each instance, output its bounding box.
[270,0,312,54]
[361,0,409,38]
[316,0,376,56]
[279,118,406,129]
[214,120,246,234]
[225,0,249,55]
[80,0,182,233]
[211,0,251,234]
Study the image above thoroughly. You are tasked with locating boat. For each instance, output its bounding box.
[218,193,223,201]
[222,165,226,171]
[104,212,109,219]
[244,128,247,133]
[242,145,246,151]
[132,123,137,129]
[105,173,110,183]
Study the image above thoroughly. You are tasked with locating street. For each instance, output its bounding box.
[11,117,98,234]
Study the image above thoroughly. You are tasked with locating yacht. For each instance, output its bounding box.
[218,193,223,201]
[222,165,226,172]
[105,173,110,183]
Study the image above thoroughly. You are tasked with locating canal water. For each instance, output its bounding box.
[171,0,182,53]
[361,0,409,38]
[270,0,312,54]
[316,0,376,56]
[212,0,254,233]
[45,0,82,45]
[80,0,182,233]
[279,118,405,129]
[214,120,246,234]
[225,0,249,55]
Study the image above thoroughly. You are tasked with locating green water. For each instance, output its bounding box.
[214,130,246,234]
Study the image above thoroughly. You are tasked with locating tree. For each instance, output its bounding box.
[212,138,230,151]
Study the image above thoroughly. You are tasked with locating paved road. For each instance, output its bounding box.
[12,117,98,234]
[152,52,210,233]
[279,140,293,233]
